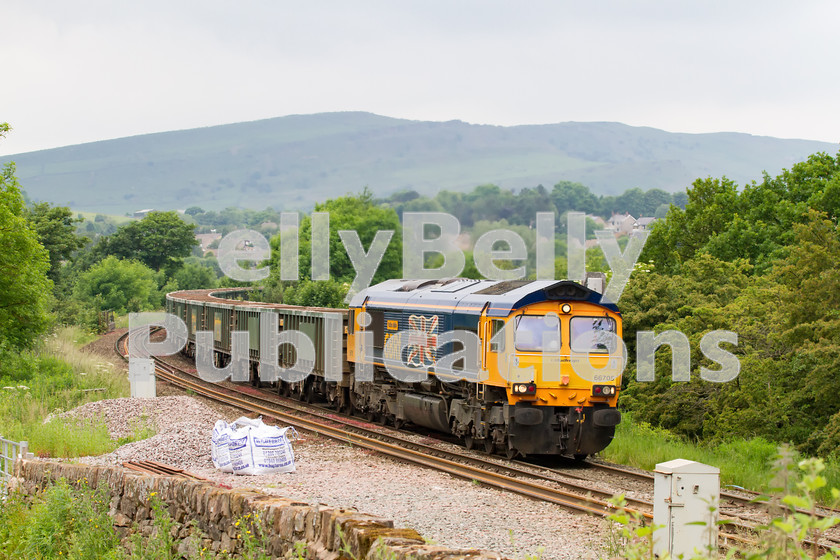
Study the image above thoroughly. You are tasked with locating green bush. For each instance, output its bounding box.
[0,479,122,560]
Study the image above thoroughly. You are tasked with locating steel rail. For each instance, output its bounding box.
[153,358,654,512]
[117,328,652,518]
[115,331,840,553]
[117,331,636,517]
[157,360,619,516]
[122,459,208,481]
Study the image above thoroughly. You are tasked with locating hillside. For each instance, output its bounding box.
[1,112,835,214]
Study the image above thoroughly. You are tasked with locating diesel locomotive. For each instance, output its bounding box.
[166,277,624,459]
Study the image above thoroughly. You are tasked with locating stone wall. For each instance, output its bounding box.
[14,460,504,560]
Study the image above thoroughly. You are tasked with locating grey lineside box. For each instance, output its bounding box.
[653,458,720,558]
[129,358,156,398]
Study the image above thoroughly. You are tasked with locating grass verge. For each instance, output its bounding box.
[0,326,134,458]
[601,413,840,503]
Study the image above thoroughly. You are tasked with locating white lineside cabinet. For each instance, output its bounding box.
[653,459,720,558]
[129,358,156,398]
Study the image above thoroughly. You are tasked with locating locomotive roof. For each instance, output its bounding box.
[350,278,619,319]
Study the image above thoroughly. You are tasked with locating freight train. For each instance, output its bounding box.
[166,277,624,459]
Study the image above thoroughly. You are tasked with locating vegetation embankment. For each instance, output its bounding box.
[618,152,840,464]
[0,327,138,458]
[0,479,274,560]
[602,415,840,503]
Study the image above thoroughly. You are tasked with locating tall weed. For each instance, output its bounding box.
[0,479,123,560]
[0,326,129,457]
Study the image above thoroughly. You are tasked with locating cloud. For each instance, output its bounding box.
[1,0,839,155]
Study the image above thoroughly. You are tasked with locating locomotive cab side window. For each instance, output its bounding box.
[489,319,505,352]
[514,315,561,352]
[570,316,617,354]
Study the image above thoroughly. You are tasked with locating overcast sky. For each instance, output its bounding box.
[1,1,838,156]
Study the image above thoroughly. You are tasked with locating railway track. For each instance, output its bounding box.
[118,330,640,516]
[116,331,840,553]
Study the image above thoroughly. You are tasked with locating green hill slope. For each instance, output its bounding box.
[1,112,834,214]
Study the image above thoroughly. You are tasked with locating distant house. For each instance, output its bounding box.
[608,213,636,235]
[586,215,607,228]
[196,233,222,256]
[133,208,155,218]
[634,217,657,230]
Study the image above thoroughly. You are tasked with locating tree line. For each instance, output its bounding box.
[619,150,840,459]
[377,181,686,226]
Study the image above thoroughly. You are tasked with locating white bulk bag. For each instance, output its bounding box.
[241,424,298,475]
[211,419,233,472]
[211,416,264,474]
[214,416,298,475]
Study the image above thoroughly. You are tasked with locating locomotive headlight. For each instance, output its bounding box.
[512,383,537,396]
[561,303,572,314]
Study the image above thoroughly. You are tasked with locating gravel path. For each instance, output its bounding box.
[74,393,607,560]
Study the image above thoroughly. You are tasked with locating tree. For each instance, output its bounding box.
[463,184,517,224]
[551,181,599,215]
[512,185,556,226]
[672,191,688,209]
[280,279,349,308]
[173,261,218,290]
[0,123,53,348]
[104,211,198,271]
[642,189,673,216]
[274,189,402,285]
[641,176,740,272]
[25,202,88,282]
[73,256,160,314]
[614,187,647,218]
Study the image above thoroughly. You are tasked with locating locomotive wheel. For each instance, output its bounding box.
[393,418,405,430]
[348,390,362,416]
[378,414,390,426]
[365,410,377,422]
[573,453,588,462]
[464,435,475,450]
[505,445,519,460]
